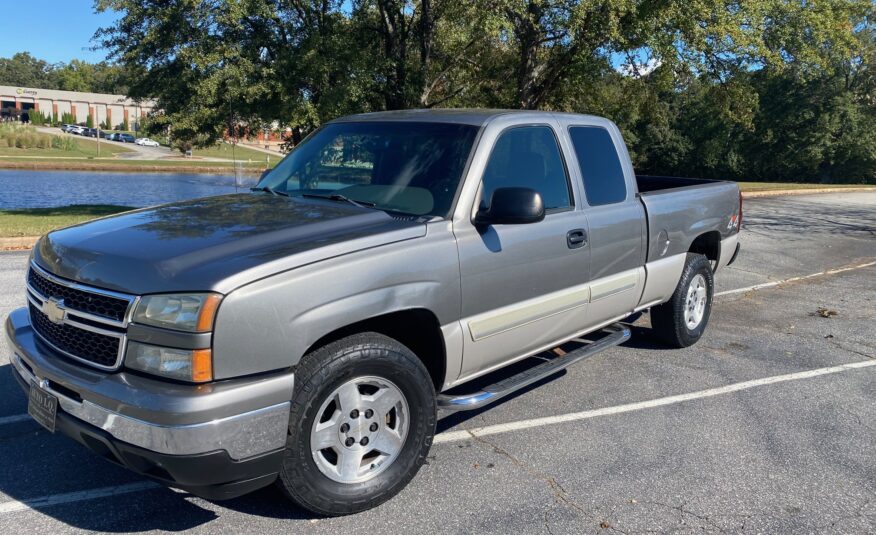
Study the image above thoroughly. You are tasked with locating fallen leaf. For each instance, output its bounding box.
[600,521,611,529]
[812,307,838,318]
[824,334,834,339]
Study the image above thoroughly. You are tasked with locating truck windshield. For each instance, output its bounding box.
[256,121,479,217]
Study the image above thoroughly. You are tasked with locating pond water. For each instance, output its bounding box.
[0,169,259,209]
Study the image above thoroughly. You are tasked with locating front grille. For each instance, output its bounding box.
[29,303,121,368]
[28,267,130,323]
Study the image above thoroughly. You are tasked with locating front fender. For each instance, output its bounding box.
[211,225,461,379]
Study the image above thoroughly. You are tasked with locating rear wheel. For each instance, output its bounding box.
[277,333,436,516]
[650,253,714,348]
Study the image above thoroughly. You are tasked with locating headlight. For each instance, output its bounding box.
[126,342,212,382]
[133,293,222,332]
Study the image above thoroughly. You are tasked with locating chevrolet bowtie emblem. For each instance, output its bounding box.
[43,298,66,325]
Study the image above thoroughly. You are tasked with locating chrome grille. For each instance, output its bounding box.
[26,262,136,371]
[28,265,130,323]
[28,303,121,368]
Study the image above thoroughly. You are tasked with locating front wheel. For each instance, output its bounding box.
[277,333,436,516]
[650,253,714,348]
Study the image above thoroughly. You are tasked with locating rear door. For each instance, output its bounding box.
[557,118,647,327]
[453,119,591,380]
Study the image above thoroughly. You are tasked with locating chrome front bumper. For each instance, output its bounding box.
[6,308,293,461]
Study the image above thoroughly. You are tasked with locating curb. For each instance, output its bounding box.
[741,187,876,198]
[0,161,265,176]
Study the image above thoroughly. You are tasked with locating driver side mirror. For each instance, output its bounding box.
[475,187,545,226]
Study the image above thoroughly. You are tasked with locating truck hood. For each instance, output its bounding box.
[34,193,426,295]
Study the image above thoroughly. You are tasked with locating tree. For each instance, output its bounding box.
[0,52,54,87]
[94,0,875,180]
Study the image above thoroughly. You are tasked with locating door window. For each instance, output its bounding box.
[480,126,571,211]
[568,126,627,205]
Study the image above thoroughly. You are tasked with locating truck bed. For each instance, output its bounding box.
[635,175,724,194]
[636,175,740,263]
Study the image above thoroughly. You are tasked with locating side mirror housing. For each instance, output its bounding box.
[475,187,545,225]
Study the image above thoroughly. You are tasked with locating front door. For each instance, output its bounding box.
[455,124,591,380]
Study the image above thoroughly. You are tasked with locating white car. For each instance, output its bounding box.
[135,138,160,147]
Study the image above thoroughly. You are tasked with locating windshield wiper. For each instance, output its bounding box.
[301,193,376,209]
[250,186,289,197]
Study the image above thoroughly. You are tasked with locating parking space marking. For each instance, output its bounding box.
[716,259,876,297]
[0,360,873,515]
[434,359,876,444]
[0,414,30,425]
[0,482,161,514]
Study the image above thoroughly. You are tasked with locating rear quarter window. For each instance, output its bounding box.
[568,126,627,206]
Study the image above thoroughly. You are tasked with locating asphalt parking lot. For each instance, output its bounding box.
[0,191,873,534]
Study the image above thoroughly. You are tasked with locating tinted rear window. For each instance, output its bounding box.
[568,126,627,206]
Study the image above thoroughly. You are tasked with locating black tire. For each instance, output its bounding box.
[276,332,436,516]
[650,253,714,348]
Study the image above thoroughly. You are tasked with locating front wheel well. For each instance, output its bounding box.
[303,309,446,391]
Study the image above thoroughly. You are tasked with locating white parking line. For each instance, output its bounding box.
[434,359,876,444]
[715,260,876,297]
[0,414,30,425]
[0,482,161,514]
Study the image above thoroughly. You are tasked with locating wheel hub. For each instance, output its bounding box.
[684,273,708,329]
[310,376,409,484]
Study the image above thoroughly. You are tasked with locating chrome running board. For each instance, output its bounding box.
[437,323,631,412]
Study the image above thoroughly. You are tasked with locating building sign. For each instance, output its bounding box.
[16,88,37,96]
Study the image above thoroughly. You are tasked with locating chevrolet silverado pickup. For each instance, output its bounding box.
[7,110,741,515]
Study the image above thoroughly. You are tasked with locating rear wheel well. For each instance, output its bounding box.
[303,309,446,391]
[688,231,721,267]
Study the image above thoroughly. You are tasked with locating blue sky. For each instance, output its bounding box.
[0,0,120,64]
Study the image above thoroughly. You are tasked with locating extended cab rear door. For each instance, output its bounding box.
[553,115,647,328]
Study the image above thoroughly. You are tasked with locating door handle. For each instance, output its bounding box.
[566,229,587,249]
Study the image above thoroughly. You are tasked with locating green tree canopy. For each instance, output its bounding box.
[92,0,874,181]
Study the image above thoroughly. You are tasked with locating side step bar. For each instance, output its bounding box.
[437,323,631,412]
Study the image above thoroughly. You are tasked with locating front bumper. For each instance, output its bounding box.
[6,308,294,499]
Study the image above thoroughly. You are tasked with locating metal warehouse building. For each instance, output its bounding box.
[0,85,155,128]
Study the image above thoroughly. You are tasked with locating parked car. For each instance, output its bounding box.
[8,110,741,516]
[60,124,74,133]
[105,132,119,141]
[117,133,135,143]
[135,137,160,147]
[68,125,86,135]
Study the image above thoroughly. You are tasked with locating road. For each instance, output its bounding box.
[35,126,176,160]
[0,192,874,534]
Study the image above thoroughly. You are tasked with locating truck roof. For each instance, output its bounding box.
[330,108,605,127]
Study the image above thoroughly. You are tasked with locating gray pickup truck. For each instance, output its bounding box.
[7,110,741,515]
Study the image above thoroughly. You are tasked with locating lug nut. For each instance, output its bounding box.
[370,423,378,432]
[360,437,369,446]
[345,437,355,447]
[350,409,359,418]
[364,409,374,419]
[340,423,350,433]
